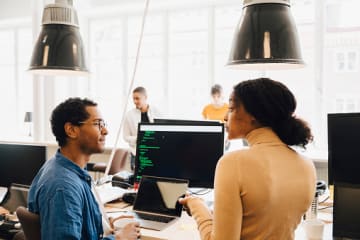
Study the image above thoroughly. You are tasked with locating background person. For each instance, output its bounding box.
[28,98,140,240]
[180,78,317,240]
[123,86,161,170]
[202,84,228,122]
[202,84,231,150]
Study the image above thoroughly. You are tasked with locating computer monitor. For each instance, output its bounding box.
[327,113,360,185]
[134,122,224,188]
[333,183,360,239]
[0,143,47,188]
[154,118,221,125]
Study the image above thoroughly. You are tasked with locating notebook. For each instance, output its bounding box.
[1,183,29,213]
[0,186,7,204]
[132,175,188,231]
[95,183,133,203]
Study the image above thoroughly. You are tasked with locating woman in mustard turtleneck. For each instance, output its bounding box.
[180,78,316,240]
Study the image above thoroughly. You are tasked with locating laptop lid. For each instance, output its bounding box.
[133,175,188,217]
[2,183,29,213]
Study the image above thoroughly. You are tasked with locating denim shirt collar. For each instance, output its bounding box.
[55,149,92,184]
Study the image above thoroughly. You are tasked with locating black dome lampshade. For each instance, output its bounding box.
[29,0,89,76]
[227,0,305,70]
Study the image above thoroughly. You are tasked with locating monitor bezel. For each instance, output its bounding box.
[0,143,47,188]
[134,121,224,188]
[327,112,360,185]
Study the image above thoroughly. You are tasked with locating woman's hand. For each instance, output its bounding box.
[114,222,141,240]
[179,194,202,216]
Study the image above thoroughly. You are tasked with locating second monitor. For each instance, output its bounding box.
[134,122,224,188]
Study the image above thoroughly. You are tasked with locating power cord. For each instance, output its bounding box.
[188,188,212,195]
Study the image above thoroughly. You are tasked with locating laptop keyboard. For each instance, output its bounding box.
[136,212,174,223]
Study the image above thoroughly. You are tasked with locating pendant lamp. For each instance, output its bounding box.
[227,0,304,70]
[29,0,89,76]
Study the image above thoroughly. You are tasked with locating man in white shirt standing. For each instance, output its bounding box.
[123,86,161,170]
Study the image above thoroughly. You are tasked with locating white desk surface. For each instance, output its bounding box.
[105,203,334,240]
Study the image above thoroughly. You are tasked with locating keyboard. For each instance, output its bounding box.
[95,184,131,203]
[135,212,174,223]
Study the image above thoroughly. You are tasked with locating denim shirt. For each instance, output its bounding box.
[28,150,115,240]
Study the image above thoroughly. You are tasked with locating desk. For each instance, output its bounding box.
[105,202,334,240]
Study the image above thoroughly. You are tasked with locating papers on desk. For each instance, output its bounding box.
[0,186,7,204]
[95,184,132,203]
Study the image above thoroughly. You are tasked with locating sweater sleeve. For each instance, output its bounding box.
[187,198,213,240]
[212,155,243,240]
[188,154,243,240]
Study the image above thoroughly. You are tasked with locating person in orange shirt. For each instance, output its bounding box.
[202,84,228,122]
[202,84,231,149]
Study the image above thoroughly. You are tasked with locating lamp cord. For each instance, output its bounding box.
[102,0,150,180]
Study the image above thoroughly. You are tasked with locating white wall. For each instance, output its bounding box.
[0,0,31,20]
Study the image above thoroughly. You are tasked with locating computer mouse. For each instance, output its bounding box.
[122,192,137,205]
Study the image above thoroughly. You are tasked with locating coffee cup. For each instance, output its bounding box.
[303,219,325,240]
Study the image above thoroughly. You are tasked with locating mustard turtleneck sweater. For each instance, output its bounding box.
[187,127,316,240]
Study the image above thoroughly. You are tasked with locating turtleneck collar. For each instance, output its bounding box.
[245,127,285,147]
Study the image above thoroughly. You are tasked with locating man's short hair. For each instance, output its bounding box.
[133,86,147,96]
[50,98,97,147]
[211,84,223,96]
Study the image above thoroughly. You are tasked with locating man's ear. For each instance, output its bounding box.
[64,122,79,139]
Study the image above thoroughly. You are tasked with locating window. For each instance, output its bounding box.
[2,0,360,155]
[168,9,209,119]
[334,96,360,113]
[0,25,32,140]
[334,50,358,72]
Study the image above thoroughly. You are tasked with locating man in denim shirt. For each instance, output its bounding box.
[28,98,140,240]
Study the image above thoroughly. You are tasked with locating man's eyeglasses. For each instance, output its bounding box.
[78,120,107,131]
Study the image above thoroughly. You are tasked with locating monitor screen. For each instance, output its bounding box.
[154,118,221,125]
[0,143,47,188]
[328,113,360,185]
[134,122,224,188]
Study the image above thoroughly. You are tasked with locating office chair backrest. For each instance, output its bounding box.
[92,148,130,174]
[16,206,41,240]
[108,148,130,174]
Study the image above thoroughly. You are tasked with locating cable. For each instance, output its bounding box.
[318,195,329,204]
[318,205,333,211]
[188,188,212,195]
[101,0,150,181]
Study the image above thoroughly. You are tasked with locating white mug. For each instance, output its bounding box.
[303,219,325,240]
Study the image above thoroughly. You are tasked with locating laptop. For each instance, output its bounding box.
[1,183,29,213]
[132,175,188,231]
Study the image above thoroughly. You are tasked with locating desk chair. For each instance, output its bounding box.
[90,148,131,180]
[15,206,41,240]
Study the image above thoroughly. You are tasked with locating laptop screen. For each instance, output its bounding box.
[133,176,188,217]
